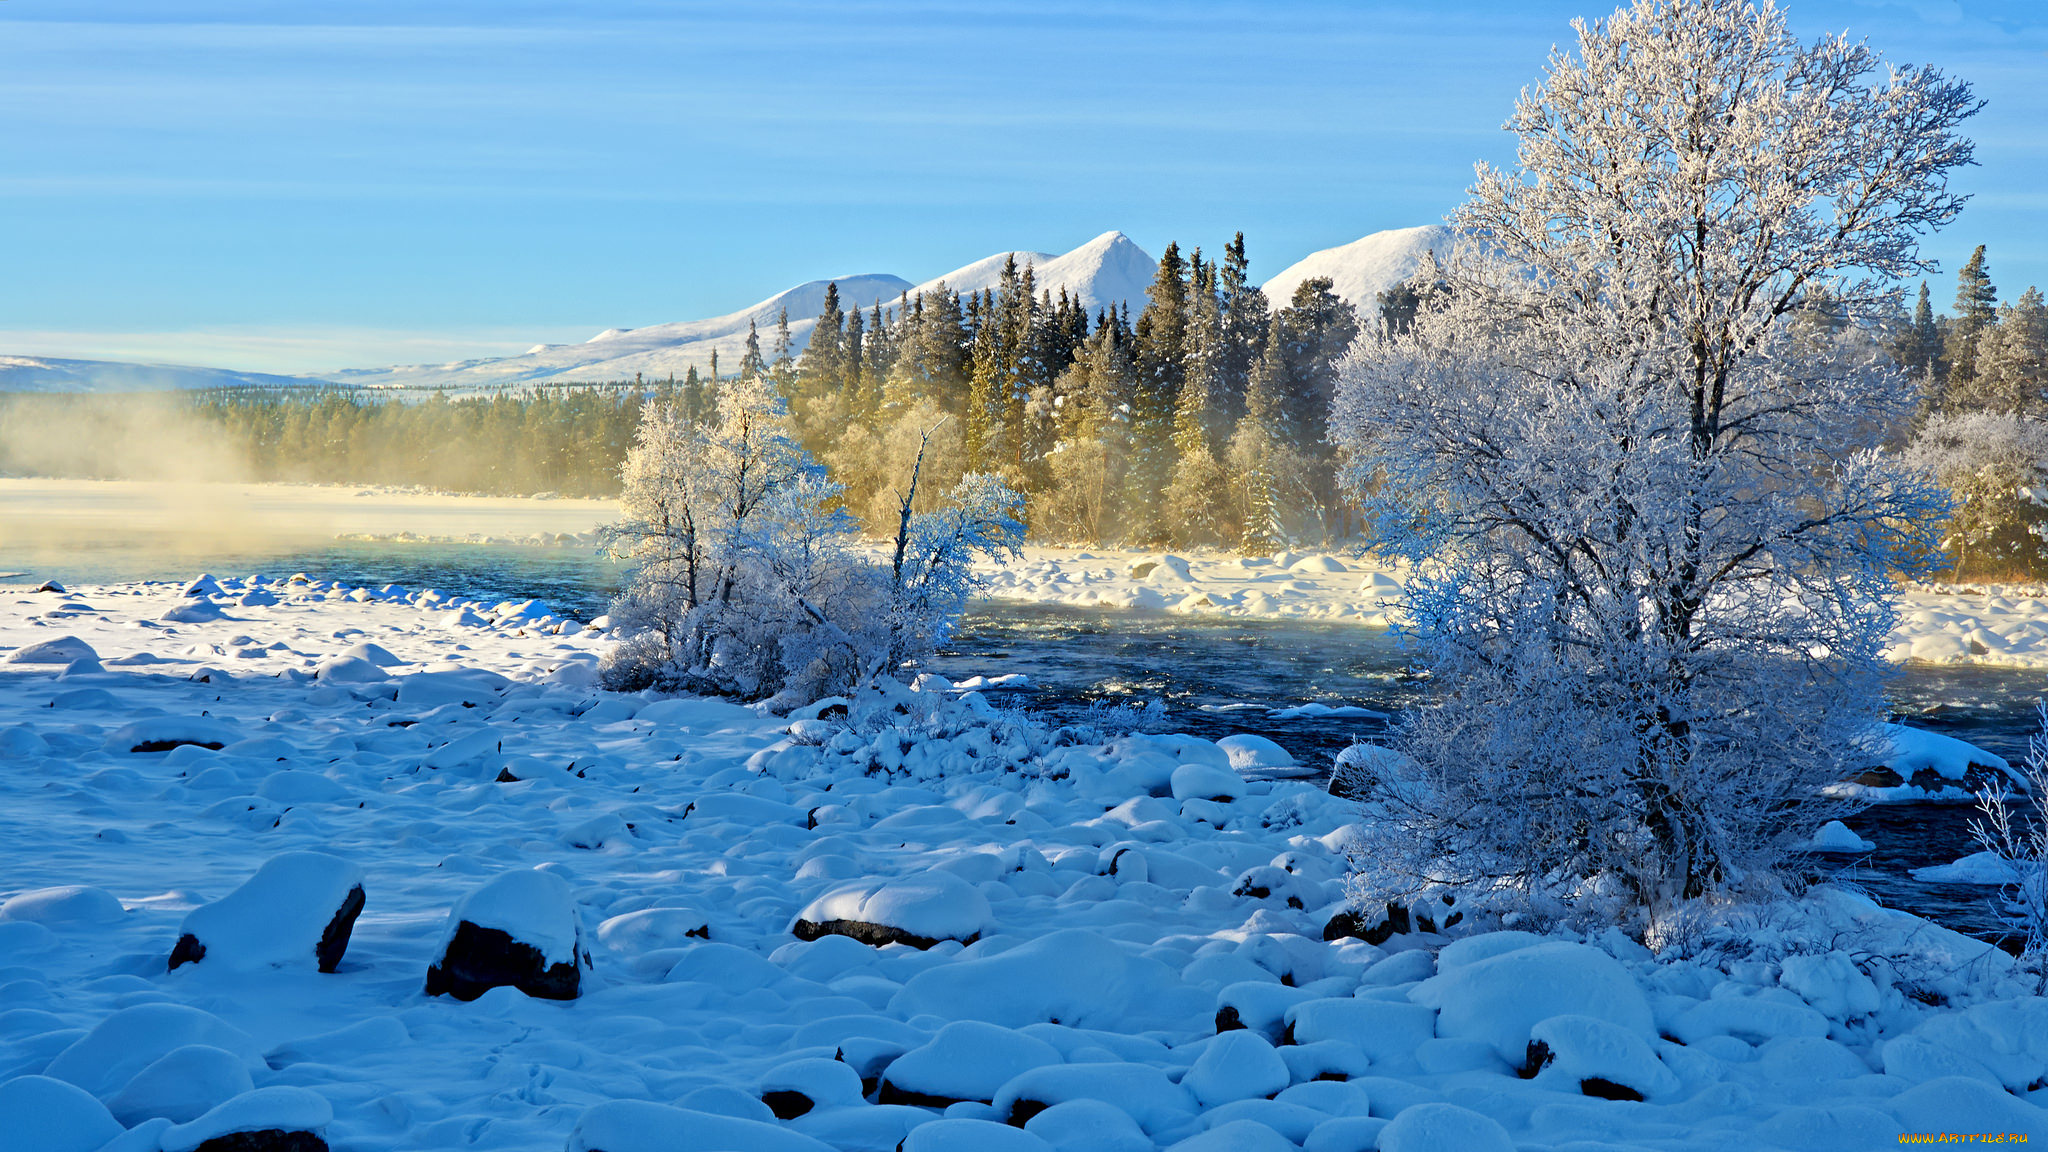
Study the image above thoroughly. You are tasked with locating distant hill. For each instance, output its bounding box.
[909,231,1157,318]
[1261,225,1454,315]
[0,355,319,394]
[321,273,915,392]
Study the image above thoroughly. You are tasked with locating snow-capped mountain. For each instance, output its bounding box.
[1261,224,1454,313]
[0,355,316,394]
[321,273,914,392]
[909,230,1157,318]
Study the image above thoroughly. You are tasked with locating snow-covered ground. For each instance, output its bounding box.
[980,546,2048,671]
[4,576,2047,1151]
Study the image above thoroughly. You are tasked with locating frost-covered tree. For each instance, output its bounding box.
[1333,0,1974,930]
[603,375,1022,706]
[1905,412,2048,579]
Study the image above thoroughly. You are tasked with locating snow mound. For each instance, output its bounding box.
[1911,850,2026,884]
[159,1086,332,1152]
[880,1020,1064,1105]
[1409,940,1654,1066]
[793,871,991,948]
[1376,1102,1515,1152]
[1182,1030,1290,1107]
[1811,820,1876,852]
[5,634,100,664]
[0,884,125,924]
[0,1076,122,1152]
[103,716,240,754]
[1216,733,1295,771]
[105,1044,256,1125]
[890,929,1208,1034]
[171,851,366,972]
[45,1003,263,1099]
[568,1100,836,1152]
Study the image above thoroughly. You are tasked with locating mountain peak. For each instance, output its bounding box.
[1262,225,1454,311]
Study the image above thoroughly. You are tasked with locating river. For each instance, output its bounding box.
[7,540,2039,946]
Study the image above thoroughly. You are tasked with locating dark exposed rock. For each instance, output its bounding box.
[193,1131,328,1152]
[758,1090,813,1120]
[315,885,366,973]
[1215,1006,1245,1033]
[425,921,581,1001]
[134,738,226,754]
[1580,1077,1644,1101]
[789,917,968,951]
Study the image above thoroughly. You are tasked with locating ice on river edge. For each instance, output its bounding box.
[1,575,2046,1151]
[981,546,2048,672]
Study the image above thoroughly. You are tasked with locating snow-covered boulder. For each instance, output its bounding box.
[1216,734,1295,772]
[1288,554,1349,573]
[879,1020,1064,1106]
[792,871,991,949]
[1889,1076,2048,1140]
[45,1003,263,1100]
[342,640,404,667]
[0,1075,122,1152]
[425,868,588,1001]
[1127,554,1193,582]
[889,929,1209,1034]
[1170,762,1245,803]
[1810,820,1875,852]
[1022,1100,1154,1152]
[992,1062,1198,1136]
[1523,1013,1680,1100]
[158,1086,332,1152]
[162,599,231,624]
[1286,997,1438,1068]
[105,1044,256,1125]
[1181,1030,1290,1107]
[103,716,240,754]
[901,1118,1054,1152]
[312,655,388,683]
[169,852,366,974]
[567,1101,836,1152]
[1911,850,2024,884]
[1847,722,2021,797]
[181,574,226,598]
[1408,940,1654,1066]
[1376,1102,1515,1152]
[4,634,99,664]
[757,1057,865,1119]
[0,884,126,925]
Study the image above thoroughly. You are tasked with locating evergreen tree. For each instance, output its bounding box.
[741,320,767,381]
[1948,245,1999,392]
[1216,232,1270,429]
[1972,286,2048,415]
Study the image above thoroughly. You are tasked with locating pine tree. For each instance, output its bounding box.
[1217,232,1270,429]
[1972,287,2048,415]
[741,321,768,381]
[1948,245,1999,392]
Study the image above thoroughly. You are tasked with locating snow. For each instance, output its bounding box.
[1810,820,1876,852]
[1911,850,2026,884]
[5,575,2048,1150]
[158,1085,332,1152]
[909,231,1156,320]
[441,867,582,966]
[1261,225,1455,314]
[174,851,365,971]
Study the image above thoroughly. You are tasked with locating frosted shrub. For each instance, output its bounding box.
[1332,0,1973,933]
[1904,412,2048,580]
[1970,704,2048,983]
[602,381,1022,707]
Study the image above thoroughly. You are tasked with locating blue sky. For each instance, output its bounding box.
[0,0,2040,374]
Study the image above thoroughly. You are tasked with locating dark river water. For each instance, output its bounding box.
[8,543,2039,945]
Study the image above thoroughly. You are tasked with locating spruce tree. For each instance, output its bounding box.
[1217,232,1270,430]
[1948,245,1999,392]
[741,320,768,381]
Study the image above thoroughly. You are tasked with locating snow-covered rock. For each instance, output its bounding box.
[425,868,588,1001]
[1524,1013,1681,1100]
[567,1100,836,1152]
[102,716,240,754]
[1409,939,1654,1066]
[792,870,991,949]
[0,1075,123,1152]
[44,1003,264,1100]
[169,851,366,973]
[1216,734,1295,772]
[4,634,99,664]
[158,1086,333,1152]
[104,1044,257,1125]
[1376,1102,1515,1152]
[1810,820,1876,852]
[1181,1030,1290,1107]
[880,1020,1064,1106]
[0,884,125,925]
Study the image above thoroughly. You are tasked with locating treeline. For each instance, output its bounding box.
[770,235,1364,548]
[1890,246,2048,578]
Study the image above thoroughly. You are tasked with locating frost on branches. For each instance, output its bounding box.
[1332,0,1975,932]
[602,375,1022,707]
[1904,412,2048,580]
